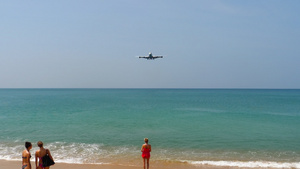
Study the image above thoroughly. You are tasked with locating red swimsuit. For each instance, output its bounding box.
[141,148,150,158]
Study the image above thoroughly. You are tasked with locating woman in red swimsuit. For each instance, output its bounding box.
[141,138,151,169]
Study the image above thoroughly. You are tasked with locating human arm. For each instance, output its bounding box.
[35,151,38,169]
[141,144,145,152]
[46,149,54,161]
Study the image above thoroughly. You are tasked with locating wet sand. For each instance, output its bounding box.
[0,160,233,169]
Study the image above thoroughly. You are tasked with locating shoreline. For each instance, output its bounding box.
[0,159,236,169]
[3,159,300,169]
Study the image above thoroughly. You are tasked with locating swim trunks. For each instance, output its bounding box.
[141,148,150,158]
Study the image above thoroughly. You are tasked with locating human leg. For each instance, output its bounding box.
[146,158,150,169]
[143,158,146,169]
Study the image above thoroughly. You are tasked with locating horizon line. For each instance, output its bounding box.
[0,88,299,90]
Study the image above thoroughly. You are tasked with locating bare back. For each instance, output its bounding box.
[22,149,31,166]
[141,144,151,151]
[36,148,47,158]
[35,147,53,169]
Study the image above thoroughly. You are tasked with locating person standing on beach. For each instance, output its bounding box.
[22,142,32,169]
[35,141,54,169]
[141,138,151,169]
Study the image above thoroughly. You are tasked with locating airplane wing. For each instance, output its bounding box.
[139,56,147,58]
[138,55,163,60]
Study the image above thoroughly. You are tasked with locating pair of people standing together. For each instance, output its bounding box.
[22,141,54,169]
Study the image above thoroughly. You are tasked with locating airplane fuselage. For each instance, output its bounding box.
[148,53,154,59]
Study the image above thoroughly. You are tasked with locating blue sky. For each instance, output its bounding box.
[1,0,299,88]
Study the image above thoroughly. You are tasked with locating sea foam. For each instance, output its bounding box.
[188,160,300,169]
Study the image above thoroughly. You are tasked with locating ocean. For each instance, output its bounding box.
[0,89,300,168]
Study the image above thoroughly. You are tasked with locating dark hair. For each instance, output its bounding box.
[37,141,43,148]
[25,142,32,149]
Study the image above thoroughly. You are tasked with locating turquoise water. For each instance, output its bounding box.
[0,89,300,168]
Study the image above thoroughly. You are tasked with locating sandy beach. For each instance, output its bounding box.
[0,160,233,169]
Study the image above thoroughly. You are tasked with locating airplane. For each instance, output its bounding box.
[139,52,163,60]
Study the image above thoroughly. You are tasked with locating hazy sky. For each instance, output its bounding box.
[1,0,299,88]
